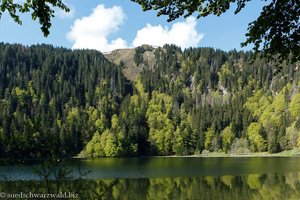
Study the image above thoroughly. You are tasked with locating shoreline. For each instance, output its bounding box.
[75,148,300,159]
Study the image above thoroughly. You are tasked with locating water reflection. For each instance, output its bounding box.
[1,173,300,200]
[2,157,300,180]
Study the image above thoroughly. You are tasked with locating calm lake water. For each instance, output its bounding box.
[1,157,300,199]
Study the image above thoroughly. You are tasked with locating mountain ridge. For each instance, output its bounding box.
[104,44,158,81]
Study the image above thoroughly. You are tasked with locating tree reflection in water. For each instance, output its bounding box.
[1,172,300,199]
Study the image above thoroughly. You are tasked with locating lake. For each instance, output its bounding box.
[1,157,300,199]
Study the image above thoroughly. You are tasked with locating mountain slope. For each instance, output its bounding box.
[0,43,130,159]
[0,43,299,159]
[104,44,157,81]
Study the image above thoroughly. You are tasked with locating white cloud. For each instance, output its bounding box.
[67,5,203,52]
[67,4,127,52]
[132,17,203,49]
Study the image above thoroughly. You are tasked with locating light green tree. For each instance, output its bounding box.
[247,122,266,152]
[86,131,104,157]
[244,90,272,119]
[148,111,174,155]
[286,124,299,149]
[289,94,300,119]
[173,126,185,155]
[146,92,174,155]
[204,128,215,151]
[221,125,234,153]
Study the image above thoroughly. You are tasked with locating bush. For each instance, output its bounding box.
[230,138,250,154]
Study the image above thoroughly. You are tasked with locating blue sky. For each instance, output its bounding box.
[0,0,268,52]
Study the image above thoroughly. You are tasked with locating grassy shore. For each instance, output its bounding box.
[76,148,300,159]
[164,148,300,158]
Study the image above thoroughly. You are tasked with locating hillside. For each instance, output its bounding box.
[0,43,131,159]
[104,44,157,81]
[0,43,299,159]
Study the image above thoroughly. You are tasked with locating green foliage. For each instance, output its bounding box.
[0,43,299,159]
[289,94,300,119]
[230,138,250,154]
[86,132,102,157]
[146,91,173,118]
[173,127,185,155]
[218,62,233,90]
[204,129,215,151]
[134,77,145,94]
[247,123,266,152]
[0,43,128,159]
[103,130,121,157]
[241,0,299,63]
[85,130,122,157]
[243,83,300,153]
[221,125,234,153]
[147,109,174,155]
[268,127,280,154]
[134,47,145,66]
[244,90,272,119]
[285,124,299,149]
[146,92,175,155]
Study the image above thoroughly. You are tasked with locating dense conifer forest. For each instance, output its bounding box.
[0,43,299,159]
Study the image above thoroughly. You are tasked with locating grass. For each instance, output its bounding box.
[199,148,300,157]
[164,148,300,158]
[75,148,300,159]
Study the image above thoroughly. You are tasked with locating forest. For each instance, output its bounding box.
[0,43,299,159]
